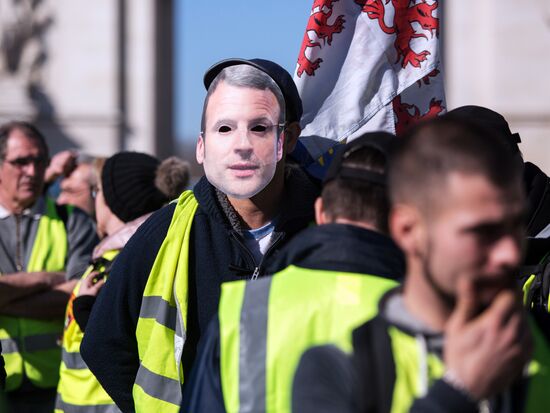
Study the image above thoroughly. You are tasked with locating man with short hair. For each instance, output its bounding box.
[0,121,97,412]
[57,156,98,216]
[81,58,319,413]
[182,132,405,413]
[292,118,550,413]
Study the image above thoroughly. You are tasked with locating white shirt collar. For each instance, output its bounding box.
[0,197,46,220]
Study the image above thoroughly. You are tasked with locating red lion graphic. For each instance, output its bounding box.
[356,0,439,68]
[392,95,444,135]
[417,68,440,86]
[297,0,346,77]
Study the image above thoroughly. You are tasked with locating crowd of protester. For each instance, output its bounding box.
[0,57,549,413]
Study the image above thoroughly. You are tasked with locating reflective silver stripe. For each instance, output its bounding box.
[0,338,19,354]
[62,349,88,369]
[134,363,182,406]
[239,278,272,413]
[139,296,177,331]
[55,394,121,413]
[24,332,60,352]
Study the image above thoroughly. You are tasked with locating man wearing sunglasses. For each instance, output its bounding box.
[0,121,97,412]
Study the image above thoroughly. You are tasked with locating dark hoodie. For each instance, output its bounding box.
[80,167,318,413]
[181,223,405,413]
[524,162,550,238]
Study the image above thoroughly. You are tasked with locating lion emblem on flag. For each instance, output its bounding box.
[357,0,439,68]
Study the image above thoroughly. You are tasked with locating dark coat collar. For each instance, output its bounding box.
[267,223,406,280]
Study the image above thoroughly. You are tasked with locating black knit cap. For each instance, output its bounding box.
[323,132,396,185]
[203,58,303,124]
[101,152,168,223]
[445,105,521,153]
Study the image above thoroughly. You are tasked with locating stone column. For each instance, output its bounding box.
[0,0,173,158]
[445,0,550,173]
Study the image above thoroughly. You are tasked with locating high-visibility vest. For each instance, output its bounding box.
[353,317,550,413]
[0,198,70,391]
[55,249,121,413]
[218,266,399,413]
[132,191,198,413]
[522,253,550,313]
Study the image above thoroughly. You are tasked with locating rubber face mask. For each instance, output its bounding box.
[199,123,284,199]
[197,83,285,199]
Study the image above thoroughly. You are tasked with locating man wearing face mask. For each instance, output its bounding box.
[81,58,319,413]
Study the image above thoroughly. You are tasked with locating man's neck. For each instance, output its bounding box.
[0,191,28,215]
[333,218,379,233]
[227,167,285,229]
[402,258,452,332]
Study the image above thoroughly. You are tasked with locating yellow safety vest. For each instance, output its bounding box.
[132,191,198,413]
[218,266,399,413]
[55,249,120,413]
[372,320,550,413]
[0,198,70,391]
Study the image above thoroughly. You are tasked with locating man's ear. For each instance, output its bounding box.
[283,121,301,155]
[314,197,329,225]
[196,134,205,165]
[389,204,426,256]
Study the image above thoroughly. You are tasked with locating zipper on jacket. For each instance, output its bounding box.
[230,231,284,280]
[230,232,258,276]
[253,232,284,281]
[15,214,23,271]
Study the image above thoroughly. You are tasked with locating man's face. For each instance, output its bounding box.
[57,164,95,215]
[418,172,525,310]
[196,81,284,199]
[0,129,47,211]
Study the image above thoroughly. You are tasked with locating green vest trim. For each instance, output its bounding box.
[219,265,399,413]
[55,249,120,413]
[0,198,70,391]
[132,191,198,413]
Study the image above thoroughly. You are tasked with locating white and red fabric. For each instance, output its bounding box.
[293,0,445,177]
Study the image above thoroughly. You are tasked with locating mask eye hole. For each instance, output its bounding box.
[218,125,232,133]
[251,125,268,133]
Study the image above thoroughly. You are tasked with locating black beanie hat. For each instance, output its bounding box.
[101,152,168,223]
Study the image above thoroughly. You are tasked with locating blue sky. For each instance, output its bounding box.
[174,1,312,142]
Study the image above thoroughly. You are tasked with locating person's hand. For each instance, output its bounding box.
[444,278,533,400]
[77,271,105,297]
[45,150,78,183]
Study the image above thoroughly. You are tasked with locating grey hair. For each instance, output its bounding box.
[200,64,286,134]
[0,121,49,163]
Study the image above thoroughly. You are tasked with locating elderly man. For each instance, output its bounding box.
[82,58,318,413]
[0,121,97,412]
[292,118,550,413]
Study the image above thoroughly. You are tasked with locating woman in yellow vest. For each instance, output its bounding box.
[55,152,189,413]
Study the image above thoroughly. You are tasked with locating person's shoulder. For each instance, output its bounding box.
[293,344,356,413]
[298,344,352,377]
[127,202,177,247]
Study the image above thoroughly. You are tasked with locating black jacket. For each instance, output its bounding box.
[0,341,5,390]
[524,161,550,237]
[80,169,318,413]
[182,223,406,413]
